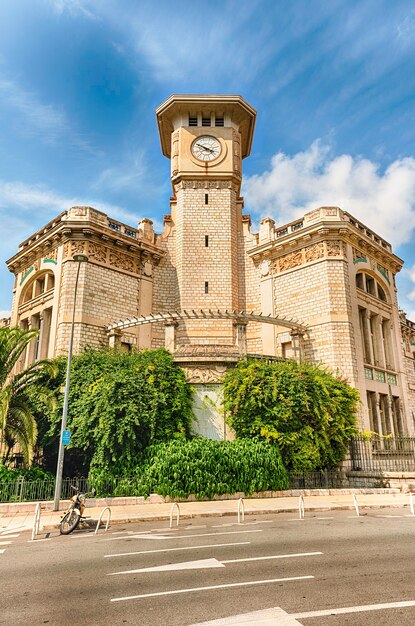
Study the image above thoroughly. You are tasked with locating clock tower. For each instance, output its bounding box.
[155,95,256,351]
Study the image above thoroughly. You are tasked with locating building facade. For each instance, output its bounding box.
[6,95,415,438]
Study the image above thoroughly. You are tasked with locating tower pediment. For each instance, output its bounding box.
[156,94,256,159]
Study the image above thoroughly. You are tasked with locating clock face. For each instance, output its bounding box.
[191,136,221,161]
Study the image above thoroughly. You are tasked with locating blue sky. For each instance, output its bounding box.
[1,0,415,318]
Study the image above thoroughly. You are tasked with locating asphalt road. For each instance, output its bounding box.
[1,509,414,625]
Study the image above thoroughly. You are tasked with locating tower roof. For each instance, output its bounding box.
[156,94,256,158]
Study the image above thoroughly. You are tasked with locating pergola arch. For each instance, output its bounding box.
[106,309,307,359]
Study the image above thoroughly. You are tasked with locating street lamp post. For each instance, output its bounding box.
[53,253,88,511]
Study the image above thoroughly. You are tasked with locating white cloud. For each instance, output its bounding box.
[243,140,415,247]
[0,76,96,153]
[93,150,148,193]
[48,0,97,20]
[0,311,11,318]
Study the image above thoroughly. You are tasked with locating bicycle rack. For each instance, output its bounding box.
[237,498,245,524]
[409,492,414,516]
[94,506,111,534]
[299,495,305,519]
[169,502,180,528]
[31,502,41,540]
[353,494,360,516]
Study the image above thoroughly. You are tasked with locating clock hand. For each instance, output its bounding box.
[196,143,214,153]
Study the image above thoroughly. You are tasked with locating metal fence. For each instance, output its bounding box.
[0,470,348,503]
[350,436,415,472]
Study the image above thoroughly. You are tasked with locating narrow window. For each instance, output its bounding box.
[202,116,211,126]
[205,235,209,247]
[205,193,208,205]
[215,116,224,127]
[204,281,209,294]
[189,115,198,126]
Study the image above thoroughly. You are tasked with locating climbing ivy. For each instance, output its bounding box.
[222,358,359,472]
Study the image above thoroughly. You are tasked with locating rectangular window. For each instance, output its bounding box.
[189,116,198,126]
[205,235,209,247]
[202,117,211,126]
[366,276,376,296]
[215,116,224,126]
[205,193,208,205]
[204,281,209,294]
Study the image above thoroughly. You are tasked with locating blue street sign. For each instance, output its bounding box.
[62,430,71,445]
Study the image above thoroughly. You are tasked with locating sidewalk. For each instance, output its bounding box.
[0,489,413,534]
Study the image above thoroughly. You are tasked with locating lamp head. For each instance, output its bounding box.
[73,253,89,263]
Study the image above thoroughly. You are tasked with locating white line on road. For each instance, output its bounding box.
[102,529,263,542]
[0,533,20,538]
[104,541,251,558]
[0,541,12,546]
[27,538,52,543]
[293,600,415,619]
[222,552,323,564]
[0,532,20,537]
[111,575,314,602]
[0,549,5,554]
[109,557,224,575]
[192,606,303,625]
[108,551,323,575]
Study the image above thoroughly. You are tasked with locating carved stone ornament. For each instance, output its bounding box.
[326,240,343,257]
[71,206,87,216]
[278,250,303,272]
[304,242,324,263]
[89,242,107,264]
[109,250,136,273]
[323,207,338,216]
[260,259,270,277]
[63,241,86,259]
[142,260,153,277]
[183,365,228,384]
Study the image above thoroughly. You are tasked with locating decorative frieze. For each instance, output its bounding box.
[273,240,344,274]
[182,365,228,384]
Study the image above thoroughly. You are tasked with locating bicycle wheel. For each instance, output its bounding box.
[60,508,80,535]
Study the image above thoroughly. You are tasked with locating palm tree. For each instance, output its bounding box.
[0,326,58,466]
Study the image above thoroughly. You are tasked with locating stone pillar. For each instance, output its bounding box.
[364,310,374,365]
[290,330,305,363]
[108,329,122,349]
[164,320,178,353]
[234,321,248,356]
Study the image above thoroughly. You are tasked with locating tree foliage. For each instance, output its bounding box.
[95,438,289,499]
[222,358,359,472]
[0,327,58,465]
[30,348,194,476]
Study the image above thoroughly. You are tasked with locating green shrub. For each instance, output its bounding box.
[91,438,289,499]
[223,358,359,472]
[0,465,53,482]
[29,348,194,476]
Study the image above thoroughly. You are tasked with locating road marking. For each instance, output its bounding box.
[315,517,334,520]
[111,575,314,602]
[103,529,263,542]
[192,606,302,625]
[0,549,5,554]
[104,541,251,558]
[222,551,323,564]
[0,533,20,538]
[293,599,415,619]
[108,551,323,575]
[27,538,52,543]
[376,515,403,518]
[0,541,12,546]
[110,557,224,575]
[212,521,273,528]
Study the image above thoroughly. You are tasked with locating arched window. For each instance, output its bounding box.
[19,271,55,305]
[355,272,389,303]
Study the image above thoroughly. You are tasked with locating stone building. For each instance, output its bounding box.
[5,95,415,438]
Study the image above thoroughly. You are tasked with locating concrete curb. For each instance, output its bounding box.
[0,487,401,515]
[41,501,413,531]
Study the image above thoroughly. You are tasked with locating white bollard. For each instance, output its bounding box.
[237,498,245,524]
[169,502,180,528]
[353,494,360,516]
[95,506,111,534]
[409,492,414,516]
[31,502,41,540]
[299,494,305,519]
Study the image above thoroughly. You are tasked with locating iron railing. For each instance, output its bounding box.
[350,436,415,472]
[0,471,348,503]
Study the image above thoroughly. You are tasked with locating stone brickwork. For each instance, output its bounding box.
[5,95,415,439]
